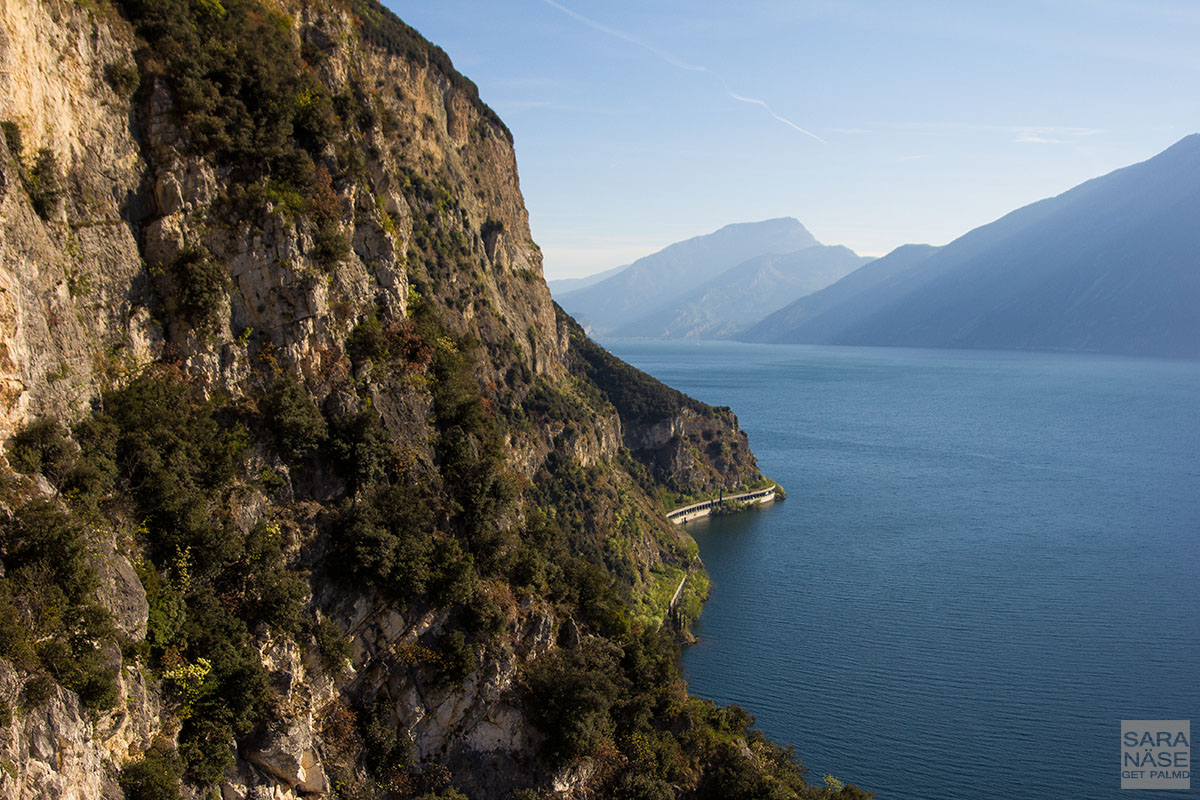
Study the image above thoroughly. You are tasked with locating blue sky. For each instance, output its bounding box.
[387,1,1200,279]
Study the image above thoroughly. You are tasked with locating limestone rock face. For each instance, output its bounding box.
[0,0,766,798]
[637,406,757,491]
[0,0,148,441]
[624,414,683,452]
[92,540,149,641]
[0,662,113,800]
[0,0,566,440]
[244,719,329,795]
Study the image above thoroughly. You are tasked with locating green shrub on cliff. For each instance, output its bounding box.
[61,367,305,781]
[522,639,627,766]
[7,417,76,483]
[1,120,20,156]
[105,59,141,97]
[264,377,328,463]
[411,299,513,543]
[332,482,437,602]
[0,499,118,711]
[170,247,227,331]
[119,742,183,800]
[26,148,64,220]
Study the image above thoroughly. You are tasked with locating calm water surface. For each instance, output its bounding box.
[606,341,1200,800]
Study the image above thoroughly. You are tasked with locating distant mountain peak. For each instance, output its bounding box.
[714,216,809,232]
[557,217,824,335]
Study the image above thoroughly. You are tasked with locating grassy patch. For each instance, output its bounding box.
[631,564,685,630]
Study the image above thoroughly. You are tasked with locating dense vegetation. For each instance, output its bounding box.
[2,305,860,797]
[120,0,330,179]
[560,305,704,422]
[118,0,350,270]
[0,492,119,712]
[3,368,305,783]
[0,0,873,796]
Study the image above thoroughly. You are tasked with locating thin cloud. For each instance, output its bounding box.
[1014,126,1104,145]
[726,89,828,144]
[540,0,825,144]
[540,0,706,72]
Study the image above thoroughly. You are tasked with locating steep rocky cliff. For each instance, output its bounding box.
[0,1,862,798]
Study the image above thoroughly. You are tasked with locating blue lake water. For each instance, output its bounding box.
[605,341,1200,800]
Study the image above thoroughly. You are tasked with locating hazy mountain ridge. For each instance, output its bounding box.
[556,217,819,334]
[546,262,629,295]
[742,135,1200,358]
[741,244,942,343]
[614,244,872,340]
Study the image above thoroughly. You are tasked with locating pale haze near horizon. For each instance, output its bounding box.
[388,0,1200,281]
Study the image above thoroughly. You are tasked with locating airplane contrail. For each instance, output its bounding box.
[540,0,826,144]
[726,90,829,144]
[540,0,707,72]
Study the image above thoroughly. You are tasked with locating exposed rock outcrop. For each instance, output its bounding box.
[0,1,788,798]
